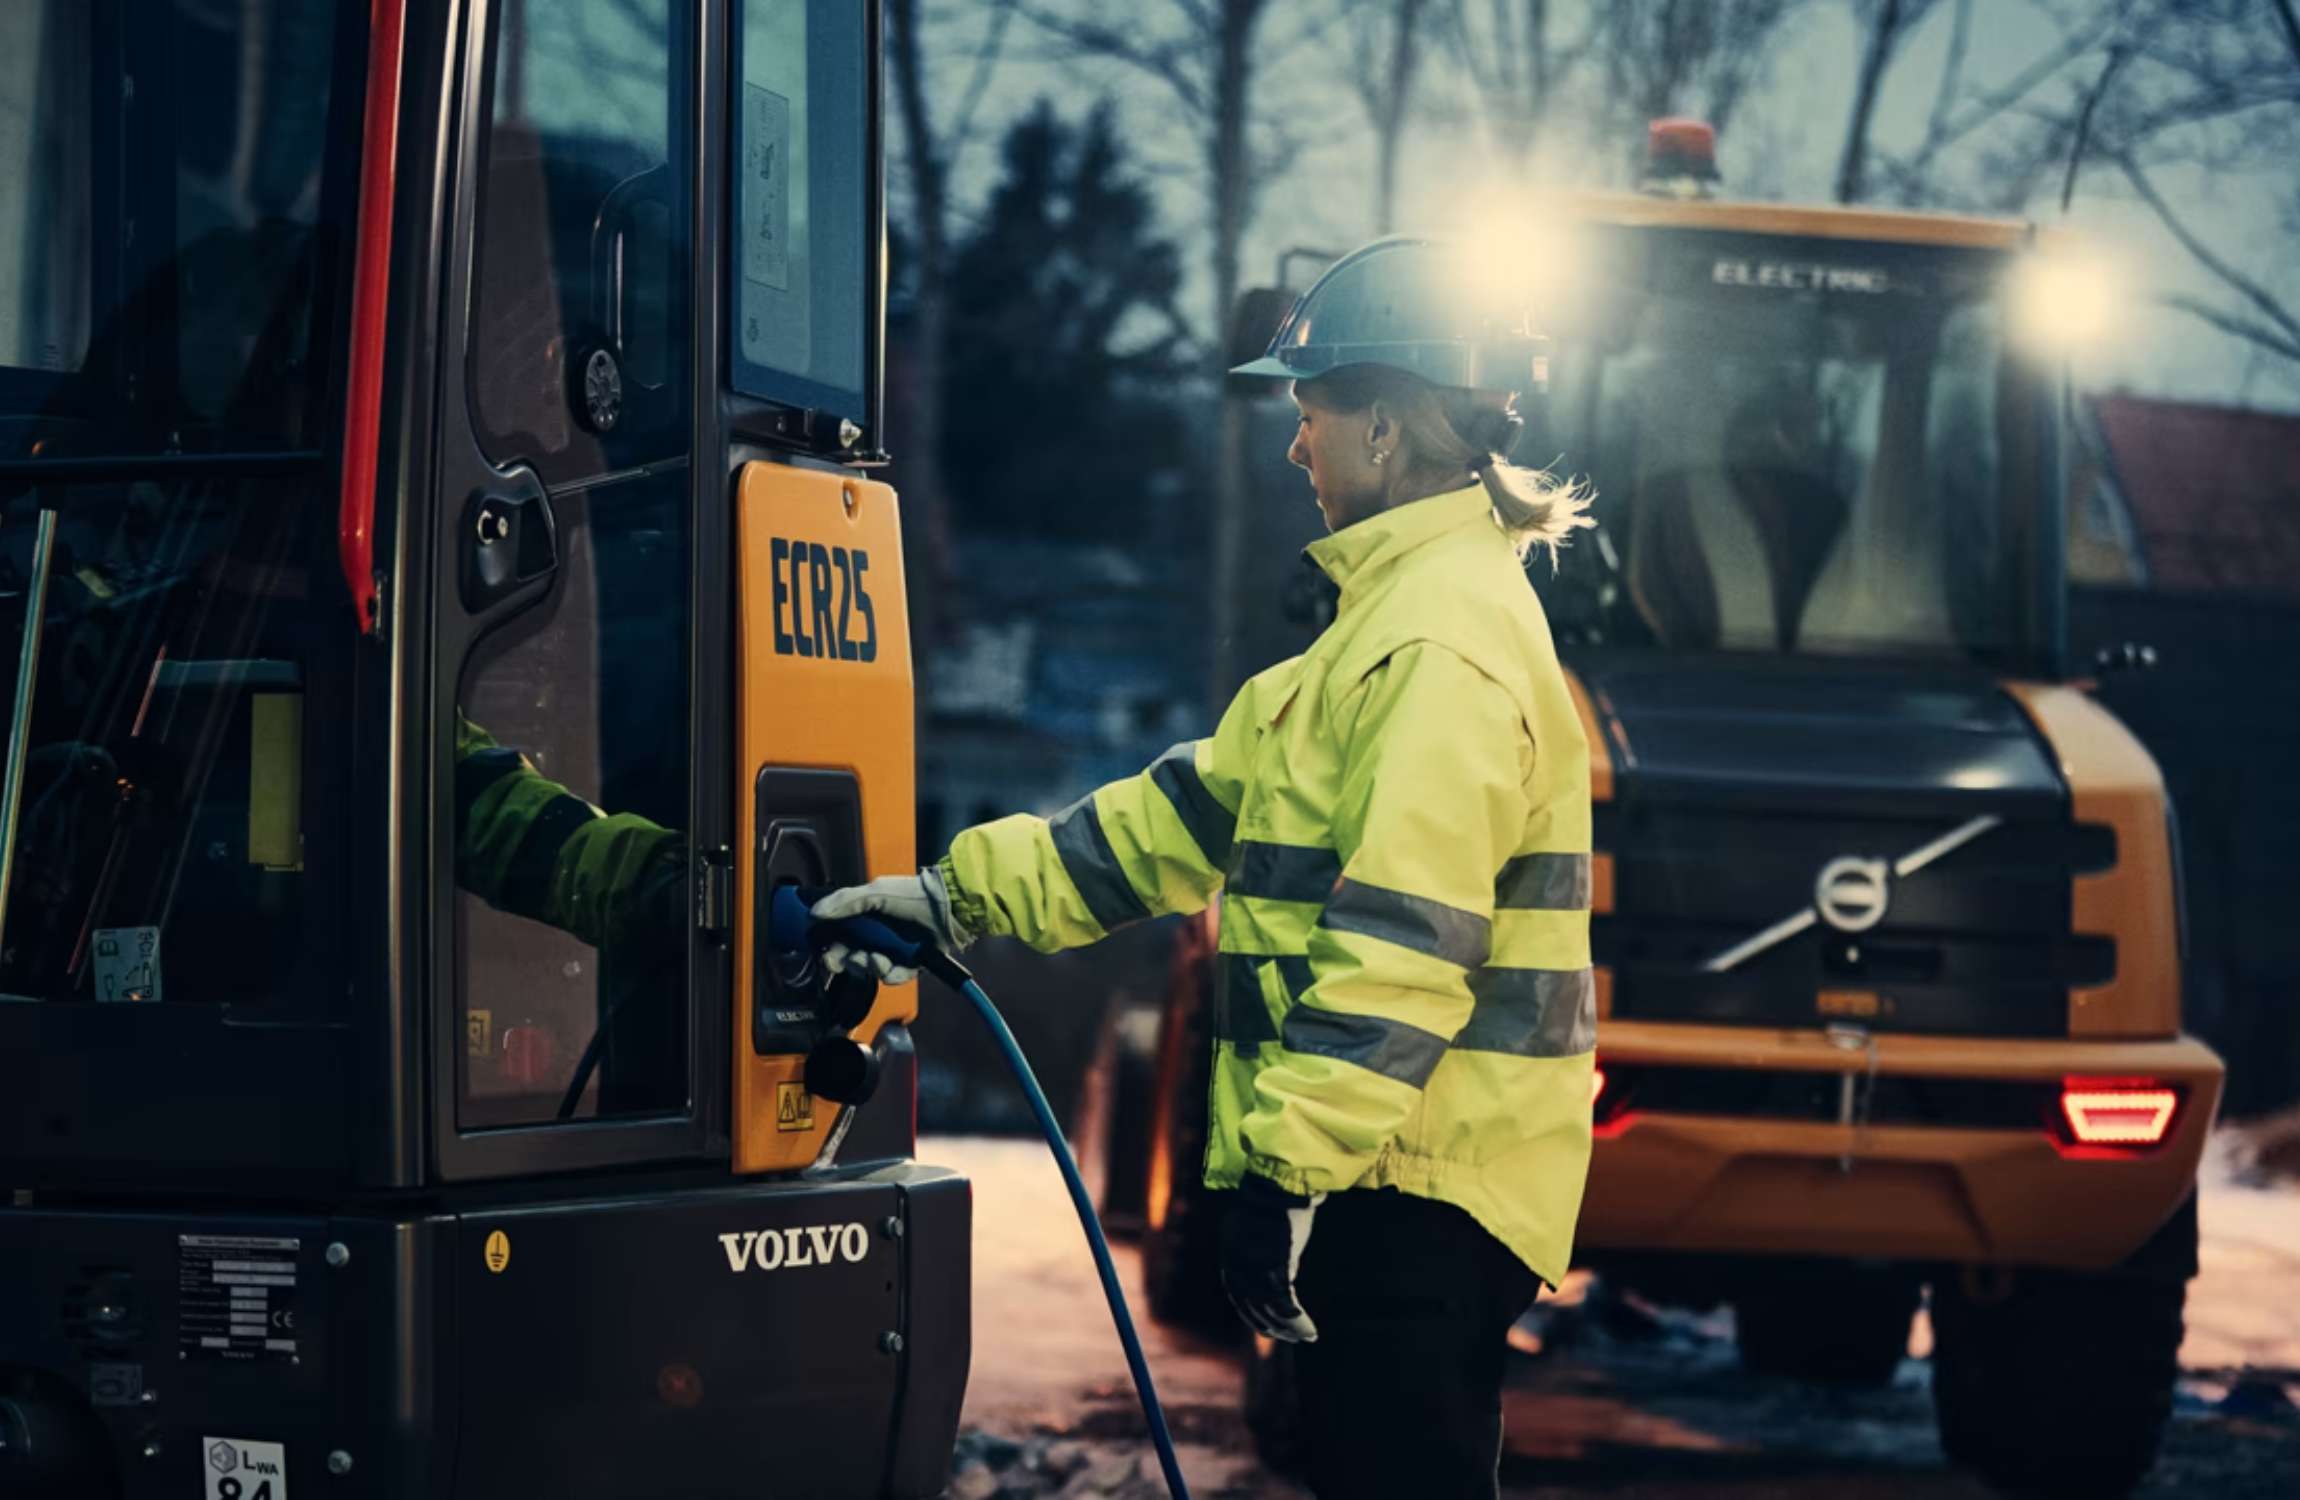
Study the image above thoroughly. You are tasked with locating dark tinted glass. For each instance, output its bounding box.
[0,0,357,1007]
[1533,233,2042,665]
[469,0,690,484]
[729,0,869,422]
[0,0,353,456]
[456,0,693,1129]
[455,475,692,1127]
[0,479,350,1007]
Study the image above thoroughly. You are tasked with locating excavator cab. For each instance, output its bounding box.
[0,4,967,1497]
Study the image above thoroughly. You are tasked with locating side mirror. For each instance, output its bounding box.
[1224,287,1298,393]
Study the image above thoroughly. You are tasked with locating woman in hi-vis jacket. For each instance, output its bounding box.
[816,237,1599,1500]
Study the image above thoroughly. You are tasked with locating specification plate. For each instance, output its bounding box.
[179,1236,301,1364]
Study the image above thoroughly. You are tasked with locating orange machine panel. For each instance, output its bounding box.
[733,462,917,1174]
[2002,682,2180,1038]
[1563,666,1616,1019]
[1581,1022,2222,1266]
[1562,189,2032,251]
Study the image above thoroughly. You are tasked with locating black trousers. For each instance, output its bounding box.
[1292,1188,1541,1500]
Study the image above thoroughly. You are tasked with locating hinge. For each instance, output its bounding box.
[365,567,389,640]
[697,845,733,942]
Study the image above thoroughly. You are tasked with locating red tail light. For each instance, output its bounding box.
[1590,1062,1635,1136]
[2060,1084,2178,1146]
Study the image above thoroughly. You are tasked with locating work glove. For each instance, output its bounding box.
[1220,1172,1325,1343]
[810,866,974,986]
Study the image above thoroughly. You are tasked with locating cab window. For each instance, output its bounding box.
[0,0,359,1009]
[728,0,869,423]
[454,0,694,1128]
[468,0,690,485]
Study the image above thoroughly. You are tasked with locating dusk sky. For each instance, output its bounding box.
[918,0,2300,412]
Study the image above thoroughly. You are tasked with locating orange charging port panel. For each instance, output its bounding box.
[732,460,917,1174]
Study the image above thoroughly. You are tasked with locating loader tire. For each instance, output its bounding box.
[1930,1251,2187,1498]
[1734,1262,1917,1388]
[1140,920,1235,1336]
[1077,1001,1160,1239]
[1243,1336,1310,1482]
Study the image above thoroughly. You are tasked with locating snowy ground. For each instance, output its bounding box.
[934,1132,2300,1498]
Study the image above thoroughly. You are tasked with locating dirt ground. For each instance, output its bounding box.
[931,1133,2300,1499]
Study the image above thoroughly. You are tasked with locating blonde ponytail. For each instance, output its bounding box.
[1424,384,1594,566]
[1296,363,1599,565]
[1472,458,1596,568]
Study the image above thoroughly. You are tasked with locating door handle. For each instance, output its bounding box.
[460,469,557,615]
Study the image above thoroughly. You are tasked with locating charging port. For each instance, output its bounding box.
[752,768,867,1056]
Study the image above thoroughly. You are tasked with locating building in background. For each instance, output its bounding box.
[2070,394,2300,1114]
[2072,396,2300,598]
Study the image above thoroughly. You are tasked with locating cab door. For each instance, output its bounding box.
[427,0,711,1178]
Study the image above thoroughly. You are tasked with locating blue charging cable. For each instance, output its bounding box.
[771,888,1194,1500]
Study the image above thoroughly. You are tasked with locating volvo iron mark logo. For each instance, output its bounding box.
[1700,814,2001,974]
[1815,856,1891,933]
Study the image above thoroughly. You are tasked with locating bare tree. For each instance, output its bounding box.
[1441,0,1583,175]
[1350,0,1437,232]
[2118,151,2300,363]
[1854,0,2300,369]
[2029,0,2300,368]
[1438,0,1803,188]
[1019,0,1300,699]
[1859,1,2123,209]
[1590,0,1806,178]
[887,0,1017,648]
[1834,0,1944,203]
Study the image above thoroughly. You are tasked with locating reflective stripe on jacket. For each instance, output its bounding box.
[939,487,1595,1282]
[456,715,686,953]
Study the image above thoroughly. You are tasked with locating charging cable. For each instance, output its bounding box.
[771,888,1193,1500]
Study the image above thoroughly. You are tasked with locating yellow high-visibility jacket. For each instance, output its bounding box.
[940,486,1595,1283]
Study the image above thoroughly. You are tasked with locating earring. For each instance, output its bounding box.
[1371,449,1388,466]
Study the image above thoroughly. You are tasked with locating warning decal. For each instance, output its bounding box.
[775,1080,814,1132]
[179,1236,300,1365]
[743,86,792,293]
[204,1435,288,1499]
[92,925,162,1002]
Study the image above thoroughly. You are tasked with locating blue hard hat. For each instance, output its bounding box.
[1228,235,1549,394]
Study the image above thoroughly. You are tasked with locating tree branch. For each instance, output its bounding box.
[2120,152,2300,348]
[2095,80,2300,152]
[948,0,1021,160]
[1262,0,1364,64]
[1883,0,1975,196]
[1922,17,2114,157]
[2274,0,2300,72]
[2061,44,2129,214]
[2157,293,2300,365]
[1017,5,1210,113]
